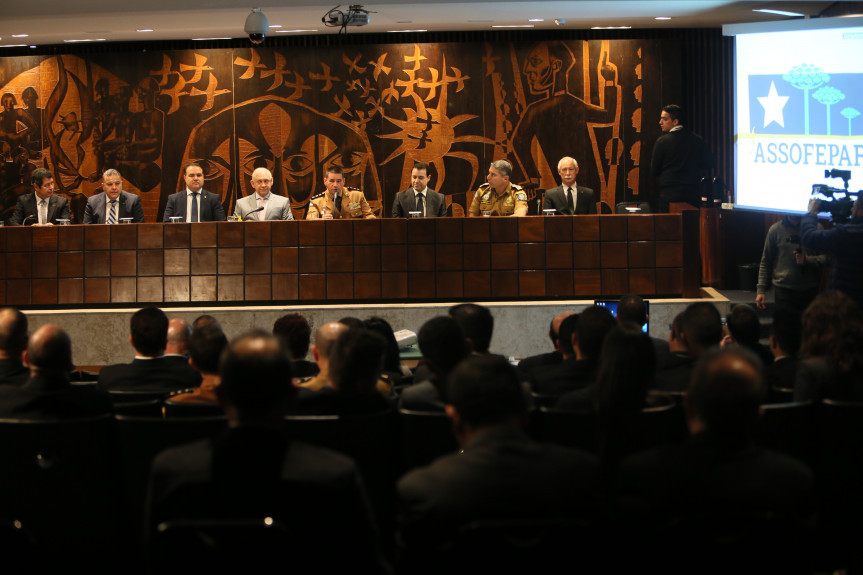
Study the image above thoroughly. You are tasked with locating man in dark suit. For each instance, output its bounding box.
[0,307,29,387]
[8,168,71,225]
[397,355,600,566]
[0,324,112,419]
[148,331,388,573]
[542,156,596,215]
[400,316,469,412]
[517,310,574,378]
[616,347,814,570]
[82,169,145,224]
[97,306,201,392]
[162,162,226,222]
[391,161,447,218]
[654,303,723,393]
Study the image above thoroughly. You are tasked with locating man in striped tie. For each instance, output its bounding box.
[82,168,145,224]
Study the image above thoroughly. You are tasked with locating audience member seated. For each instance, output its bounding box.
[273,313,319,379]
[0,307,29,387]
[763,307,801,395]
[0,324,112,419]
[296,321,348,391]
[654,302,723,393]
[517,310,574,377]
[530,306,615,396]
[163,317,196,370]
[294,329,394,416]
[98,306,202,392]
[557,323,670,412]
[448,303,495,356]
[147,331,388,573]
[723,304,773,366]
[167,324,228,404]
[616,347,815,557]
[794,291,863,402]
[618,294,668,355]
[192,314,221,331]
[400,317,469,413]
[397,355,600,566]
[363,317,409,387]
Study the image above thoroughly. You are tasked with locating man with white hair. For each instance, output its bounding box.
[542,156,596,215]
[233,167,294,220]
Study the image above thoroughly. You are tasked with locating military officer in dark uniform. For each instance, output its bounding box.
[468,160,528,217]
[306,166,375,220]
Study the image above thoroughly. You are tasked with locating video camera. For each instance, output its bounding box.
[811,169,860,223]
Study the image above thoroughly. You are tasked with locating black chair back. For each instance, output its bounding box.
[399,408,457,472]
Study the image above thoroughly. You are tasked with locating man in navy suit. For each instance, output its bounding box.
[8,168,71,225]
[391,162,447,218]
[82,169,145,224]
[542,157,596,215]
[163,162,226,222]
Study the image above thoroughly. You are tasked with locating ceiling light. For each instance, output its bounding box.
[528,19,544,22]
[0,44,27,48]
[752,8,804,17]
[136,29,154,33]
[192,37,231,41]
[388,29,427,33]
[492,25,534,28]
[655,17,671,20]
[275,29,318,33]
[64,38,106,43]
[11,34,28,38]
[269,24,282,28]
[591,26,631,30]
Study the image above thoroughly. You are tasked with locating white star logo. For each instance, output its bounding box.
[757,81,790,128]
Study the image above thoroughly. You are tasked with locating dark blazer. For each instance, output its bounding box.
[543,185,596,215]
[397,426,601,553]
[8,193,71,225]
[529,357,597,396]
[398,380,446,412]
[391,187,447,218]
[97,355,202,392]
[162,189,226,222]
[0,375,113,419]
[0,359,29,387]
[82,190,145,224]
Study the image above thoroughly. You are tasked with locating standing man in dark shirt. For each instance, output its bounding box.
[651,104,713,212]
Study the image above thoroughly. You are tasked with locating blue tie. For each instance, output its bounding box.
[191,192,199,222]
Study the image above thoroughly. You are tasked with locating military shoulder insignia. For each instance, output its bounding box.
[478,183,490,189]
[511,184,523,191]
[310,192,325,200]
[516,191,528,201]
[347,186,361,191]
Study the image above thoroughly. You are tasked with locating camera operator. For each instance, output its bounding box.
[756,215,828,317]
[801,195,863,308]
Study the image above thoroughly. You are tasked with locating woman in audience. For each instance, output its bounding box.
[794,291,863,401]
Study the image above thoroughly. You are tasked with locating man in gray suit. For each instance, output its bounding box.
[542,156,596,215]
[82,169,145,224]
[391,162,446,218]
[233,167,293,221]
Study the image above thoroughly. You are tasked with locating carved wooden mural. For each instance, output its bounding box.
[0,39,663,223]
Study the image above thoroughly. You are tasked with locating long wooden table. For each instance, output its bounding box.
[0,213,700,306]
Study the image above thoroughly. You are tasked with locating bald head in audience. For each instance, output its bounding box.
[165,318,192,356]
[24,324,74,377]
[312,322,349,373]
[0,307,28,361]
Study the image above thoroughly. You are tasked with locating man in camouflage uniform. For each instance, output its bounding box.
[306,166,375,220]
[468,160,528,217]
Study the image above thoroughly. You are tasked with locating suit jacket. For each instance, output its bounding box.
[398,380,446,413]
[397,426,601,554]
[8,193,71,225]
[97,355,202,393]
[391,187,447,218]
[233,192,293,221]
[529,357,597,396]
[82,190,145,224]
[0,358,29,387]
[162,189,226,222]
[543,185,596,215]
[0,375,113,419]
[148,426,387,573]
